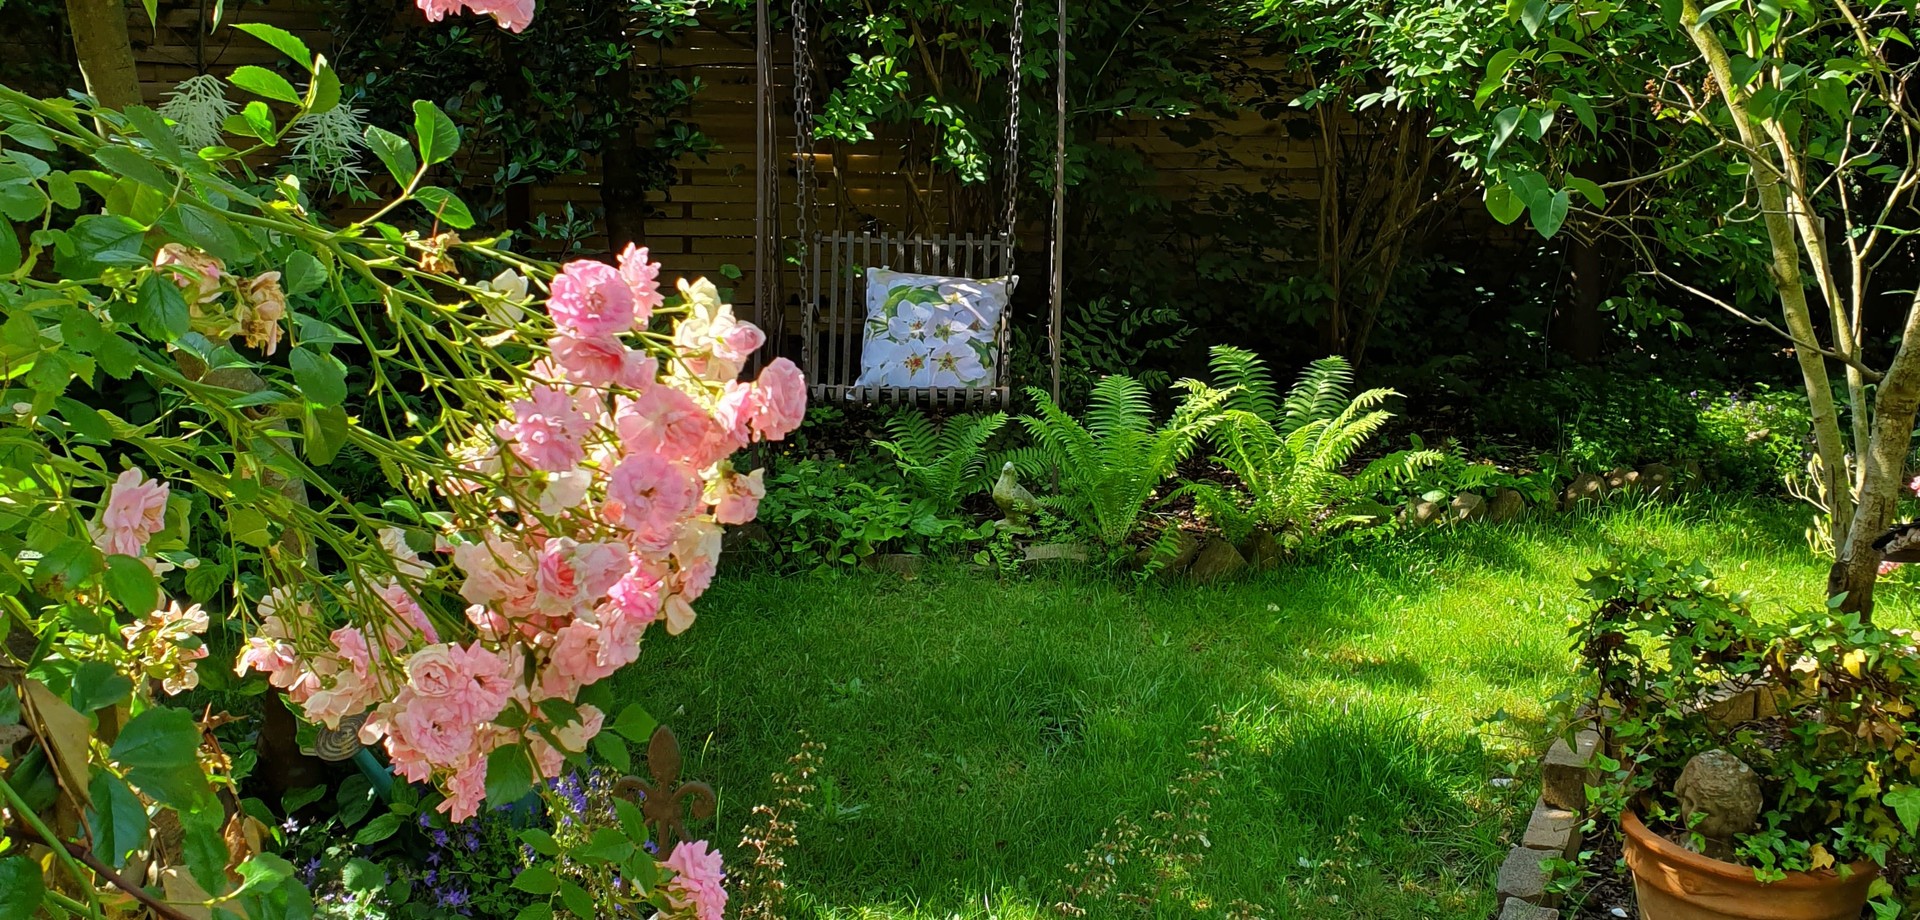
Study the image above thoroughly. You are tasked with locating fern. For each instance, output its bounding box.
[873,410,1010,516]
[1019,376,1223,549]
[1184,347,1438,552]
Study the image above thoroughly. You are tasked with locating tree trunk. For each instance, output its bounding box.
[1557,233,1606,363]
[1682,0,1855,554]
[65,0,141,110]
[1826,289,1920,617]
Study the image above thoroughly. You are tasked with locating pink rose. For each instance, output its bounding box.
[616,244,664,322]
[497,385,592,473]
[605,451,701,547]
[547,260,635,337]
[390,692,480,766]
[708,466,766,525]
[664,840,728,920]
[615,385,730,469]
[438,756,489,822]
[747,358,807,442]
[153,243,225,304]
[551,333,658,390]
[94,467,170,558]
[406,644,461,698]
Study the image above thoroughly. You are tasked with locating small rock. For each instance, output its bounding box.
[1187,538,1248,583]
[1560,473,1607,511]
[1134,529,1200,574]
[1496,846,1557,908]
[1243,530,1281,570]
[1450,492,1486,523]
[1499,899,1561,920]
[1025,543,1090,564]
[1681,459,1707,491]
[862,553,925,575]
[1541,729,1601,811]
[1675,749,1763,859]
[1639,462,1674,497]
[1610,908,1629,918]
[1343,497,1395,529]
[1605,466,1634,491]
[1409,499,1446,527]
[1487,488,1527,523]
[1490,777,1515,788]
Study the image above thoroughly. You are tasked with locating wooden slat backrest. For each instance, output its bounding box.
[801,232,1015,406]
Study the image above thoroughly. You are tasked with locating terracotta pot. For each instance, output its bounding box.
[1621,810,1878,920]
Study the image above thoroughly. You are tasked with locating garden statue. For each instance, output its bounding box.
[993,461,1041,529]
[1674,748,1763,859]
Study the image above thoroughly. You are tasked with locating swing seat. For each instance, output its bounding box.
[803,231,1015,408]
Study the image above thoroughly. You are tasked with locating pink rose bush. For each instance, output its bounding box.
[236,246,806,825]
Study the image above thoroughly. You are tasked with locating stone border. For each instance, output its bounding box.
[1494,727,1601,920]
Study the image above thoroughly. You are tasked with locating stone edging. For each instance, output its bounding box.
[1494,727,1600,920]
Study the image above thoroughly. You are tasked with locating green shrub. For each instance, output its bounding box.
[872,410,1011,517]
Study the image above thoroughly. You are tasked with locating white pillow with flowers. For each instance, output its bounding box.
[854,269,1015,389]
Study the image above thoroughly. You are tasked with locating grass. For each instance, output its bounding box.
[617,496,1917,919]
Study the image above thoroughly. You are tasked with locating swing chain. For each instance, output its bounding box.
[1001,0,1024,271]
[792,0,816,311]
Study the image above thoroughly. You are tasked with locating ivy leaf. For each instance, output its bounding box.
[1884,786,1920,834]
[229,65,301,104]
[104,553,159,614]
[593,733,632,773]
[1530,188,1571,238]
[289,346,347,408]
[411,100,460,166]
[575,827,634,865]
[412,186,474,229]
[235,23,313,71]
[364,126,418,187]
[0,856,43,920]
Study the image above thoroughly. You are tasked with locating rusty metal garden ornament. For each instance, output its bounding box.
[614,724,716,851]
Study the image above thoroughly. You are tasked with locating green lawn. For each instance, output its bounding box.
[617,498,1917,919]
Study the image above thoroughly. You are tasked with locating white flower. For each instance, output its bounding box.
[288,103,369,195]
[158,75,234,151]
[378,527,431,579]
[477,269,530,325]
[927,337,986,388]
[886,301,937,342]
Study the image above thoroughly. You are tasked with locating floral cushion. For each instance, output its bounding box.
[854,268,1015,389]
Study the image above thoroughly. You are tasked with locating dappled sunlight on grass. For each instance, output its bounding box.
[620,496,1905,919]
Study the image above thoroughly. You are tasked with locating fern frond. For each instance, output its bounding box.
[1279,356,1355,437]
[1207,345,1281,418]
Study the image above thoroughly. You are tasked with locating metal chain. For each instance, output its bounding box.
[1000,0,1025,271]
[792,0,816,316]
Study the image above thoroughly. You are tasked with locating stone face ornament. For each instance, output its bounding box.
[1674,748,1762,859]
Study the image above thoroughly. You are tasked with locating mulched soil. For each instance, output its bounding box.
[1563,826,1636,920]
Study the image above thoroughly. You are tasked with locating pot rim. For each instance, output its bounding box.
[1621,809,1878,888]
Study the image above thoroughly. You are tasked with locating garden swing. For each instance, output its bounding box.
[786,0,1049,408]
